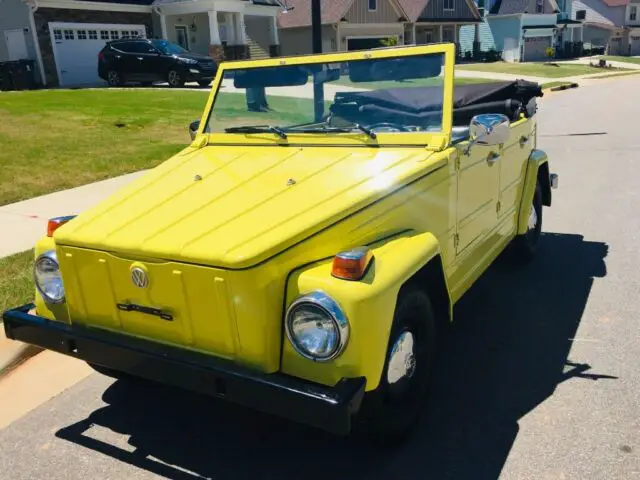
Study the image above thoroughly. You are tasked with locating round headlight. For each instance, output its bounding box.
[285,291,349,361]
[34,250,65,303]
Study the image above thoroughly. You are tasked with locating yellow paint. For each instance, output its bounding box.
[27,45,550,391]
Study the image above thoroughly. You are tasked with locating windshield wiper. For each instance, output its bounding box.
[225,125,287,139]
[287,124,377,139]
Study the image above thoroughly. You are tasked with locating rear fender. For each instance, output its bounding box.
[281,231,450,392]
[517,149,550,235]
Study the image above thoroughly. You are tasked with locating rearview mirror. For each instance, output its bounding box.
[233,66,309,88]
[465,114,510,154]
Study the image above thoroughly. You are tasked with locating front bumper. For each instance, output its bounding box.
[2,304,366,435]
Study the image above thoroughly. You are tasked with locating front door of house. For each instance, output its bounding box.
[175,26,189,50]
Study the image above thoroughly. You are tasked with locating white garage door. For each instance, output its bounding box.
[49,22,146,86]
[523,36,551,62]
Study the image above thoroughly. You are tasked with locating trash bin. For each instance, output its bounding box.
[0,60,36,91]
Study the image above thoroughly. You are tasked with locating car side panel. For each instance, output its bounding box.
[281,232,447,392]
[498,117,535,234]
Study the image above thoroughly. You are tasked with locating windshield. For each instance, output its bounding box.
[204,52,445,139]
[151,40,188,55]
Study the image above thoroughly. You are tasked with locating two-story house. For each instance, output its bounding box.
[483,0,582,61]
[277,0,481,56]
[572,0,640,55]
[0,0,282,87]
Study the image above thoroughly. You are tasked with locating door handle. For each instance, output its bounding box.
[519,135,530,147]
[137,57,143,60]
[487,152,500,165]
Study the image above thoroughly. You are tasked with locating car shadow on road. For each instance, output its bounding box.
[56,232,613,480]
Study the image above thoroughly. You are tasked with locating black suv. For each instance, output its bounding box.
[98,39,217,88]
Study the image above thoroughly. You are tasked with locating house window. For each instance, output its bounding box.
[131,31,140,38]
[631,6,637,21]
[368,0,377,11]
[175,25,189,49]
[100,30,109,40]
[63,29,74,40]
[77,29,87,40]
[53,29,62,41]
[576,9,586,20]
[88,30,98,40]
[110,30,120,40]
[536,0,544,13]
[444,0,454,10]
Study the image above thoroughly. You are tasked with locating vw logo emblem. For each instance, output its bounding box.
[131,267,149,288]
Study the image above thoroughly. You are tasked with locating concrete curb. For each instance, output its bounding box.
[550,82,579,92]
[0,319,43,380]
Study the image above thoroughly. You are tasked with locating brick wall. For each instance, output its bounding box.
[34,8,153,86]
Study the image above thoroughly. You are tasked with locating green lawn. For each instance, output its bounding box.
[0,89,312,206]
[600,55,640,65]
[457,61,629,78]
[0,250,34,315]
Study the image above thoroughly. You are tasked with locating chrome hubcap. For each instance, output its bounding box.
[387,331,416,385]
[168,71,178,84]
[528,204,538,230]
[108,71,118,83]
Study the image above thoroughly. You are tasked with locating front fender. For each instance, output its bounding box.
[281,231,443,392]
[517,149,549,235]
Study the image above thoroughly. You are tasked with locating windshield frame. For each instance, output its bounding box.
[195,44,455,149]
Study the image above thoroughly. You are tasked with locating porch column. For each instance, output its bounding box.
[271,15,279,44]
[453,24,458,43]
[159,13,167,40]
[208,10,221,44]
[439,24,443,42]
[235,12,247,45]
[208,10,224,62]
[412,24,417,45]
[225,12,236,44]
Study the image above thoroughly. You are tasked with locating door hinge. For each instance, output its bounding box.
[496,201,501,213]
[453,233,459,249]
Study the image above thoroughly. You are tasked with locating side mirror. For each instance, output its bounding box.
[189,120,200,140]
[465,114,510,155]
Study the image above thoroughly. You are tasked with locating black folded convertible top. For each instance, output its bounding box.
[331,79,544,126]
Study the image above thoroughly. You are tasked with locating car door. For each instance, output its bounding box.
[110,41,139,80]
[455,142,501,256]
[497,118,534,231]
[128,41,164,82]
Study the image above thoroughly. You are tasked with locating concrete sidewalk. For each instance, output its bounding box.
[0,171,145,258]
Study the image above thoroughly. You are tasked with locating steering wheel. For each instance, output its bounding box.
[367,122,411,132]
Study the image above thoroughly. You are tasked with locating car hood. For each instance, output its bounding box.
[54,144,438,269]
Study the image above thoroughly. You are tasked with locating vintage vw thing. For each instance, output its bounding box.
[3,44,558,441]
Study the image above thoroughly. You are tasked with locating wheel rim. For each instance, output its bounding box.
[108,71,119,85]
[387,331,416,397]
[528,203,538,230]
[168,71,179,85]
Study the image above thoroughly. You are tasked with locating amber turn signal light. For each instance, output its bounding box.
[331,247,373,281]
[47,215,77,237]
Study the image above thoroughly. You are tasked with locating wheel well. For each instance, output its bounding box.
[537,162,551,206]
[402,255,451,331]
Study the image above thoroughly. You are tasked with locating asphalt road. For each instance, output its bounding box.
[1,77,639,480]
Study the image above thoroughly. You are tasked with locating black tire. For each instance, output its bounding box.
[107,70,124,87]
[167,69,185,87]
[358,286,437,445]
[513,181,543,261]
[197,80,211,88]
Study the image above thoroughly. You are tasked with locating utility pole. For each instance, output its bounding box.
[311,0,324,120]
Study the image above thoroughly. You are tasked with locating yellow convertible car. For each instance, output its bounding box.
[3,44,557,441]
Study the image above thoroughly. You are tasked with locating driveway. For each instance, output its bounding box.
[0,76,639,480]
